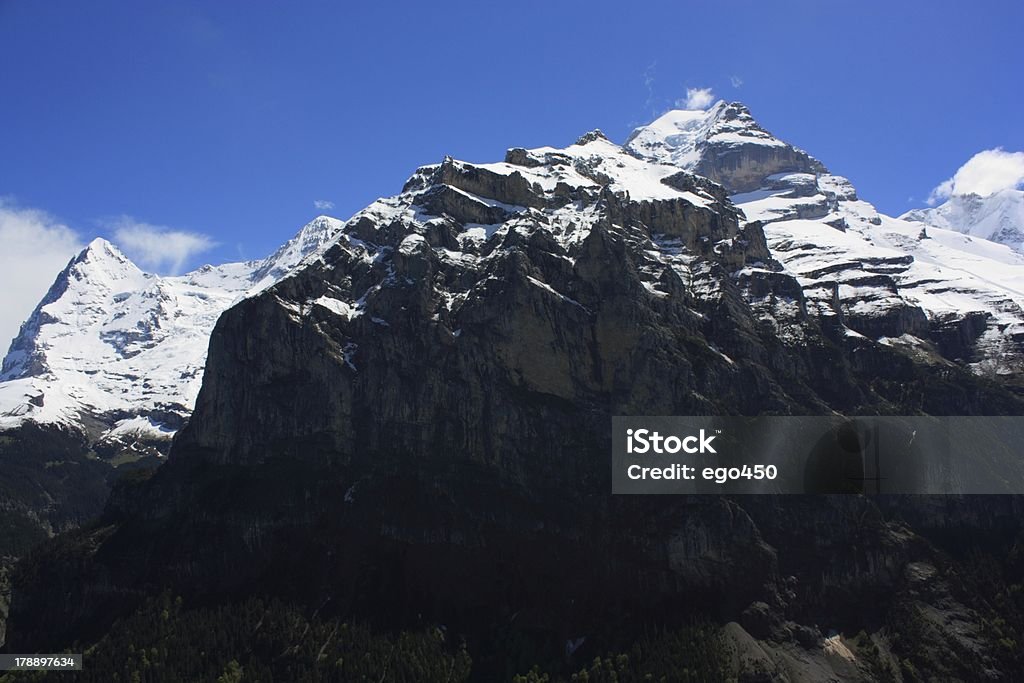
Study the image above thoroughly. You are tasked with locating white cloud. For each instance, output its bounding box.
[0,200,84,351]
[927,148,1024,205]
[110,217,216,274]
[730,75,743,88]
[677,87,715,111]
[927,179,955,206]
[313,199,335,211]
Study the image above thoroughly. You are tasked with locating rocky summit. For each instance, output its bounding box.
[6,103,1024,681]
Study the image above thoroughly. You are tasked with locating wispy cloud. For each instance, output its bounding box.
[730,75,743,88]
[642,61,656,91]
[0,199,84,350]
[676,87,715,111]
[641,61,658,117]
[110,217,216,274]
[927,148,1024,205]
[313,199,335,211]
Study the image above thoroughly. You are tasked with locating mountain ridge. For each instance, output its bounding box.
[5,102,1024,456]
[6,101,1024,680]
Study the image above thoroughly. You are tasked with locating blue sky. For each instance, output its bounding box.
[0,0,1021,337]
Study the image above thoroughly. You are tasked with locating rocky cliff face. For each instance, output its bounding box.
[8,111,1024,680]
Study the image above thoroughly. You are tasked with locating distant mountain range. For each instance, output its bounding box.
[0,216,342,458]
[902,187,1024,252]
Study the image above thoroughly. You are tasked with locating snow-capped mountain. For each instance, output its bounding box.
[48,100,1023,682]
[627,102,1024,376]
[5,101,1024,460]
[901,188,1024,252]
[12,102,1024,682]
[0,215,343,454]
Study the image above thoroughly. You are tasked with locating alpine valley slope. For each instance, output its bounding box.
[9,103,1024,681]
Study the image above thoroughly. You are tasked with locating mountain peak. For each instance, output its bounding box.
[574,129,610,146]
[628,100,736,140]
[69,237,143,281]
[628,100,782,161]
[0,237,148,381]
[626,101,826,193]
[83,236,130,259]
[85,235,117,251]
[250,215,344,290]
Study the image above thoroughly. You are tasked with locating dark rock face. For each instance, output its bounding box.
[0,424,117,547]
[930,311,991,362]
[8,135,1024,679]
[694,140,826,196]
[0,423,124,647]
